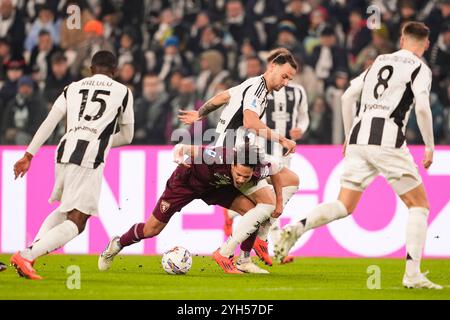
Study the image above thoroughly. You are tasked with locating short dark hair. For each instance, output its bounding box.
[266,48,297,70]
[402,21,429,40]
[91,50,117,69]
[233,143,262,169]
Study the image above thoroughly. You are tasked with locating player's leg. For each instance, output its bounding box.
[12,209,89,280]
[98,192,192,271]
[218,184,275,259]
[274,187,362,262]
[375,146,441,289]
[11,164,99,280]
[32,209,67,245]
[255,168,299,264]
[274,145,375,262]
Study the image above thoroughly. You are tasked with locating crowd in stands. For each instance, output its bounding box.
[0,0,448,146]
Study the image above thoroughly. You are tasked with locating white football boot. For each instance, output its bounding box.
[98,236,122,271]
[402,271,443,289]
[236,258,269,274]
[274,224,301,263]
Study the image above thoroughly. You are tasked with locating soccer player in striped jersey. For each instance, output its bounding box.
[179,48,300,273]
[225,80,310,265]
[275,22,442,289]
[11,51,134,280]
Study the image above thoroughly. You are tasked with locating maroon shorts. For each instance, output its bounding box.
[152,167,242,223]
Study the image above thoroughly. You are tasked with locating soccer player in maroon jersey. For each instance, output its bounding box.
[98,143,284,274]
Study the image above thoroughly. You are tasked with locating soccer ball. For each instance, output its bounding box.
[161,246,192,275]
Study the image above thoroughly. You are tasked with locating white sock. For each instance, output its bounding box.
[33,209,67,244]
[220,203,275,257]
[258,186,298,242]
[405,207,429,276]
[257,218,276,242]
[269,218,282,244]
[21,220,79,261]
[292,200,348,236]
[238,250,251,263]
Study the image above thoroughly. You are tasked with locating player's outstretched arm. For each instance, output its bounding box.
[13,107,65,179]
[178,90,231,125]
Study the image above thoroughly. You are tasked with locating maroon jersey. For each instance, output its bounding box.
[152,146,270,223]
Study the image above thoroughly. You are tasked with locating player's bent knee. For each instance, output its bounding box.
[66,210,90,233]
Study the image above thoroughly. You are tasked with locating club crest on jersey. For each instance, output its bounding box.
[210,173,232,187]
[160,200,171,213]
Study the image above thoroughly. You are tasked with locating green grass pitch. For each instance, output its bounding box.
[0,254,449,300]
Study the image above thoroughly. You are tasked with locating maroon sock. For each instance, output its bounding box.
[119,223,146,247]
[240,231,258,252]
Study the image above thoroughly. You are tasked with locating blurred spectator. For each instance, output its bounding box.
[29,30,61,87]
[196,50,230,102]
[0,58,25,110]
[1,76,46,145]
[133,73,169,145]
[44,52,74,105]
[274,20,306,59]
[429,22,450,106]
[346,8,372,59]
[303,6,328,55]
[71,20,114,78]
[282,0,310,42]
[186,11,210,57]
[0,37,12,81]
[224,0,261,50]
[302,96,332,144]
[196,26,228,67]
[117,27,146,77]
[154,36,189,84]
[388,0,418,45]
[406,93,446,144]
[426,0,450,45]
[0,0,25,56]
[309,26,348,88]
[167,76,198,143]
[116,62,139,94]
[244,55,264,79]
[235,39,257,81]
[292,55,321,105]
[60,0,95,50]
[351,24,394,75]
[325,70,349,145]
[167,68,186,102]
[151,8,186,49]
[24,4,61,53]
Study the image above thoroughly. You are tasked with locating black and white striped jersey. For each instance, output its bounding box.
[348,49,432,148]
[53,74,134,168]
[263,83,309,156]
[214,75,269,147]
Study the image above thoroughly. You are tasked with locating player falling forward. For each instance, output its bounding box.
[11,51,134,280]
[275,22,442,289]
[98,143,285,274]
[225,50,310,264]
[178,48,300,269]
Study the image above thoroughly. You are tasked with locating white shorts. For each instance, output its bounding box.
[341,145,422,195]
[239,179,272,197]
[49,163,104,216]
